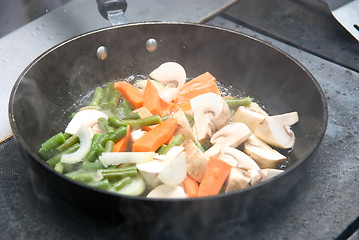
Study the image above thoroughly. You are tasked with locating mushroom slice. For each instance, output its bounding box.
[149,62,186,88]
[248,102,268,116]
[249,169,284,185]
[254,112,299,149]
[184,140,209,183]
[225,168,251,193]
[204,122,252,157]
[218,147,260,170]
[233,106,266,133]
[172,109,195,140]
[243,135,286,169]
[147,184,186,198]
[65,109,108,135]
[190,93,231,143]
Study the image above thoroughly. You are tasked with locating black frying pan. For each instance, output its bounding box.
[8,22,327,237]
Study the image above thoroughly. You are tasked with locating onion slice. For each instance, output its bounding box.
[99,152,155,167]
[61,126,91,164]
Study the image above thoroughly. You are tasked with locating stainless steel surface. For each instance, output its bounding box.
[324,0,359,41]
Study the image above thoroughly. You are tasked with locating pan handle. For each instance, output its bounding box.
[96,0,128,20]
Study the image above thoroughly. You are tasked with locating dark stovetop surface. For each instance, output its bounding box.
[1,0,359,239]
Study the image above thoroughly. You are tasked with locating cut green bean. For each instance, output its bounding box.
[56,135,79,152]
[69,172,94,183]
[185,113,194,127]
[224,97,251,108]
[46,143,80,168]
[101,169,137,180]
[89,87,104,106]
[82,160,105,171]
[100,166,137,174]
[54,162,65,173]
[95,144,104,157]
[156,144,168,155]
[38,148,59,160]
[163,134,184,154]
[194,141,205,152]
[106,126,128,143]
[88,179,111,190]
[123,112,141,120]
[108,115,162,129]
[84,134,107,162]
[122,100,133,114]
[100,83,116,105]
[98,117,114,133]
[63,133,72,140]
[113,176,131,191]
[40,132,65,152]
[108,90,120,106]
[104,140,114,152]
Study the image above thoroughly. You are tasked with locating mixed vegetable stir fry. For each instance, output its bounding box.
[38,62,299,198]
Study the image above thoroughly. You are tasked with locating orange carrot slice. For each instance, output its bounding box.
[198,156,231,197]
[112,125,131,152]
[179,72,221,100]
[143,79,171,116]
[114,81,143,109]
[183,174,199,198]
[133,106,157,131]
[132,118,177,152]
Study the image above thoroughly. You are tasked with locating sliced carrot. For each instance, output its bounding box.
[183,174,199,198]
[133,106,156,131]
[112,125,131,152]
[198,156,231,197]
[143,79,171,116]
[179,72,221,100]
[114,81,143,109]
[132,118,177,152]
[176,97,192,112]
[165,135,174,145]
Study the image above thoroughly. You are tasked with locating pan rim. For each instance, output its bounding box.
[8,21,328,202]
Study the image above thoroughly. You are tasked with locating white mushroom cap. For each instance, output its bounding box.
[254,112,299,149]
[243,135,286,169]
[218,147,260,170]
[233,106,266,133]
[147,184,187,198]
[225,168,251,193]
[172,109,195,140]
[191,93,231,143]
[149,62,186,88]
[248,102,268,116]
[204,122,252,157]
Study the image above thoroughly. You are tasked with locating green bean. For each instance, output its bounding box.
[113,176,131,191]
[69,172,94,183]
[123,112,141,120]
[163,134,184,154]
[101,166,137,174]
[106,126,128,143]
[88,179,111,190]
[161,115,171,122]
[65,169,84,178]
[82,160,105,171]
[224,97,251,109]
[54,162,64,173]
[185,113,194,127]
[122,100,133,114]
[46,143,80,168]
[156,144,168,155]
[38,148,59,160]
[95,144,104,157]
[84,134,107,162]
[70,112,77,119]
[108,90,120,106]
[104,140,114,152]
[56,135,79,152]
[98,117,114,133]
[40,132,65,152]
[194,141,205,153]
[101,168,137,180]
[108,115,162,129]
[63,133,72,139]
[101,83,116,105]
[89,87,104,106]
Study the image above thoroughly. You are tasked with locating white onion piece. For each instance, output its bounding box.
[158,152,187,187]
[99,152,155,167]
[61,126,91,164]
[147,184,186,198]
[117,175,146,196]
[65,109,108,135]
